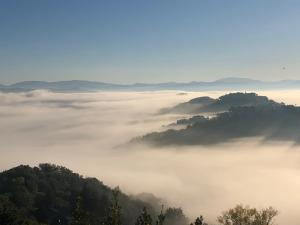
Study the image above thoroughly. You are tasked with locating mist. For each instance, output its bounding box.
[1,90,300,225]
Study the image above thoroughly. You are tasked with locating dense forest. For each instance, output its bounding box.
[0,165,279,225]
[138,104,300,146]
[0,164,188,225]
[161,92,281,114]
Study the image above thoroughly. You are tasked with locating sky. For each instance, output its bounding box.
[1,0,300,84]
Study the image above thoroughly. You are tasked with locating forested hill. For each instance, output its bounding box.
[138,104,300,146]
[162,92,281,114]
[0,164,188,225]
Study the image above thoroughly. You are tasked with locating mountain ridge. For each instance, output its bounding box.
[1,77,300,92]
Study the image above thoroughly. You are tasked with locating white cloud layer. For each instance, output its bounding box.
[1,90,300,224]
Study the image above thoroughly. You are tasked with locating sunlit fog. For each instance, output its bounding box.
[2,90,300,224]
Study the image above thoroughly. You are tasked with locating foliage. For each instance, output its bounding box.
[217,205,278,225]
[0,195,42,225]
[156,206,166,225]
[0,165,279,225]
[102,187,122,225]
[0,164,163,225]
[140,104,300,146]
[164,208,189,225]
[189,216,208,225]
[71,196,90,225]
[164,92,279,114]
[134,205,169,225]
[135,207,153,225]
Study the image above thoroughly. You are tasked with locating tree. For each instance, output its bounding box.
[0,195,40,225]
[190,216,207,225]
[156,205,165,225]
[164,208,189,225]
[0,164,165,225]
[135,207,153,225]
[102,187,122,225]
[71,196,90,225]
[217,205,278,225]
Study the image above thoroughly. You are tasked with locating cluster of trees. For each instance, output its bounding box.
[207,92,279,112]
[168,116,207,127]
[0,164,188,225]
[161,96,215,114]
[0,164,279,225]
[139,104,300,146]
[217,205,278,225]
[162,92,280,114]
[72,188,278,225]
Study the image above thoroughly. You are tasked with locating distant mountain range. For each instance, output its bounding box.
[1,77,300,92]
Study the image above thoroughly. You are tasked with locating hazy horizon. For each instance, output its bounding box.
[1,76,299,85]
[1,76,283,86]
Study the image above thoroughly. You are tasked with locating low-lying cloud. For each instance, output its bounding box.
[1,90,300,225]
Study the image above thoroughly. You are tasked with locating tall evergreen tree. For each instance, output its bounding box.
[155,206,165,225]
[135,207,152,225]
[71,196,90,225]
[102,187,122,225]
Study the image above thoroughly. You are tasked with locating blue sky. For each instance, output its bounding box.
[1,0,300,84]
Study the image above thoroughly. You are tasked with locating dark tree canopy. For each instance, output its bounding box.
[161,92,280,114]
[0,164,189,225]
[138,104,300,146]
[217,205,278,225]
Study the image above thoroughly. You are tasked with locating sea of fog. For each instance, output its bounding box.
[1,90,300,224]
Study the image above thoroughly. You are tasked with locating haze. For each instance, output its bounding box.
[1,90,300,224]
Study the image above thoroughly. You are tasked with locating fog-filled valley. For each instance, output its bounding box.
[2,90,300,225]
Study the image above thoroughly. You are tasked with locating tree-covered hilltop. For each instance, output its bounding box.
[162,92,281,114]
[0,164,188,225]
[138,104,300,146]
[204,92,280,113]
[174,116,207,126]
[160,96,215,114]
[0,165,279,225]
